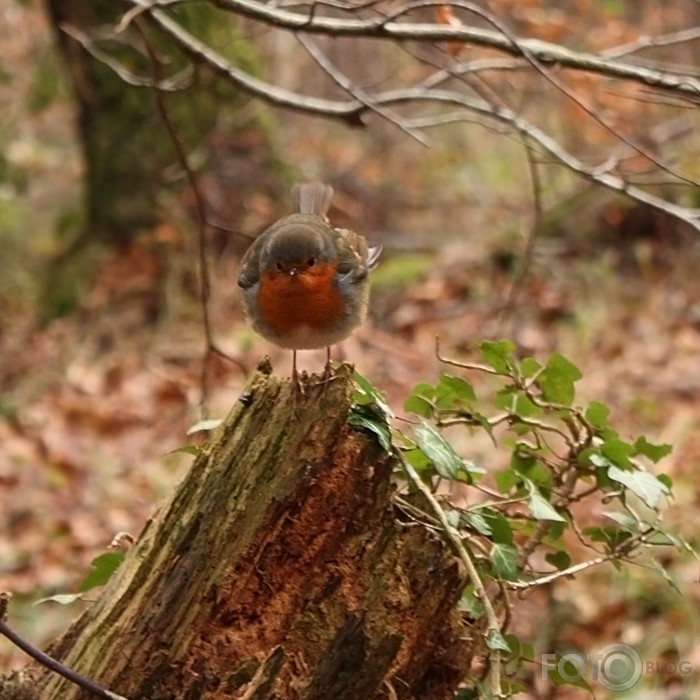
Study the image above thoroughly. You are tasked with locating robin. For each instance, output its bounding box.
[237,182,381,387]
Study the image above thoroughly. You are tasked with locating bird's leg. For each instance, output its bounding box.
[322,346,333,382]
[292,349,303,396]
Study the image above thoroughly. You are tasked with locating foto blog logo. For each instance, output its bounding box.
[542,643,692,692]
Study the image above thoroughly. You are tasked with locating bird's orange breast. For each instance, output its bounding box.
[257,263,344,335]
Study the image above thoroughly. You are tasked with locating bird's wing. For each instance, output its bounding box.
[237,233,267,289]
[334,228,382,282]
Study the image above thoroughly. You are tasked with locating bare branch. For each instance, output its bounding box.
[0,593,128,700]
[190,0,700,101]
[124,0,700,232]
[396,451,504,698]
[296,33,430,144]
[61,22,192,90]
[602,25,700,60]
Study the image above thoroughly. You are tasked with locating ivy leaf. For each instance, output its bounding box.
[404,383,436,417]
[494,468,522,494]
[489,542,519,580]
[462,511,493,537]
[481,510,514,545]
[436,373,476,402]
[403,394,433,418]
[602,511,640,533]
[352,369,394,417]
[526,482,566,522]
[536,353,582,405]
[349,404,392,452]
[496,388,540,418]
[607,466,670,508]
[486,628,512,652]
[458,585,484,619]
[79,552,125,593]
[402,447,431,471]
[548,657,592,690]
[414,421,485,482]
[585,400,610,430]
[545,550,571,571]
[601,439,635,469]
[634,436,673,464]
[479,340,515,374]
[520,357,542,378]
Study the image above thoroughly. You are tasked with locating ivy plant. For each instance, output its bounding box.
[355,340,688,698]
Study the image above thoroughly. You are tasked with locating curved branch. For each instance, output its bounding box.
[125,0,700,232]
[192,0,700,101]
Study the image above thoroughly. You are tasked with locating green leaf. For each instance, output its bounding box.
[512,454,552,490]
[496,388,540,417]
[414,421,485,482]
[585,400,610,429]
[79,552,125,593]
[437,373,476,401]
[409,382,436,400]
[486,628,512,652]
[489,543,519,580]
[657,473,673,491]
[348,404,392,452]
[494,468,522,494]
[458,585,484,619]
[352,370,393,417]
[403,394,433,418]
[479,340,515,374]
[545,550,571,570]
[35,593,84,606]
[503,632,522,657]
[481,510,514,545]
[520,357,542,378]
[602,511,640,532]
[462,511,493,537]
[548,656,592,690]
[402,447,431,471]
[607,466,670,508]
[536,353,581,405]
[601,438,634,469]
[634,436,673,463]
[583,524,633,550]
[526,483,566,522]
[186,418,222,435]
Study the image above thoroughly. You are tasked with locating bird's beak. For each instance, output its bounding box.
[289,267,300,277]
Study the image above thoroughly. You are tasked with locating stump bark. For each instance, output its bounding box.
[28,363,473,700]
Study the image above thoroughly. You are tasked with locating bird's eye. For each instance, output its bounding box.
[307,257,316,267]
[276,262,283,272]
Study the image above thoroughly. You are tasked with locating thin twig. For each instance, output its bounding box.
[296,33,429,145]
[396,451,504,698]
[0,594,128,700]
[132,15,247,412]
[496,140,542,334]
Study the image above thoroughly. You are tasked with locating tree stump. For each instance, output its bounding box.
[28,363,473,700]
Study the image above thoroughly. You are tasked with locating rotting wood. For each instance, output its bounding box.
[27,362,473,700]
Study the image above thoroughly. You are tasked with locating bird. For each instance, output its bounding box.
[237,182,381,389]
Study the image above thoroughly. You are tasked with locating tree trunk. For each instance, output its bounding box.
[28,363,473,700]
